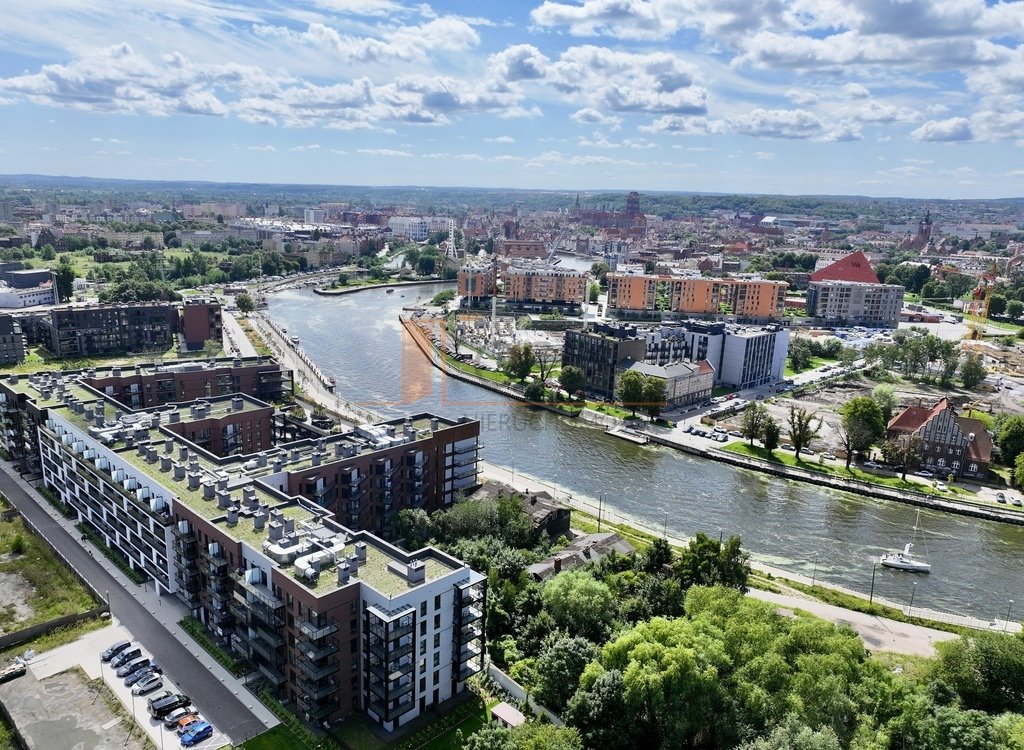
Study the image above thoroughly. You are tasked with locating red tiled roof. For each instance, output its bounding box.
[810,250,880,284]
[887,398,949,433]
[696,359,715,375]
[954,416,993,464]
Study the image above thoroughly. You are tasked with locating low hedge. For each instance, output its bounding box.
[178,616,250,676]
[76,523,147,584]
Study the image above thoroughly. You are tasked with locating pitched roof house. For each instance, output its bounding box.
[810,250,880,284]
[886,397,992,480]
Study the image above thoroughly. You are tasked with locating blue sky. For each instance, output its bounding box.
[2,0,1024,198]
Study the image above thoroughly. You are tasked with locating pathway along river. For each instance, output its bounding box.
[268,284,1024,619]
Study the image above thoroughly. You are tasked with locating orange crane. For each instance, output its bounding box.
[964,262,1001,342]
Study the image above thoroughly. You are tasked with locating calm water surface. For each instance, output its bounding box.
[268,286,1024,618]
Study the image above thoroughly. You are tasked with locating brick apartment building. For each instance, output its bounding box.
[180,298,224,350]
[44,303,180,357]
[607,273,787,320]
[503,265,588,307]
[12,371,484,732]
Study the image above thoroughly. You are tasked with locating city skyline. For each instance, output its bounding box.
[2,1,1024,199]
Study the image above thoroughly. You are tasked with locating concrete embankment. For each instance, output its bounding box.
[313,279,448,296]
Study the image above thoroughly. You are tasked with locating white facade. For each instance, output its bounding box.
[0,282,59,308]
[806,280,904,329]
[718,326,790,389]
[387,216,453,241]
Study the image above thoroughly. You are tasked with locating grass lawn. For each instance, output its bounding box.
[711,385,735,398]
[243,724,313,750]
[0,617,108,662]
[783,356,835,378]
[586,402,635,420]
[2,342,198,375]
[333,713,388,750]
[417,700,494,750]
[442,355,514,385]
[0,515,98,631]
[721,442,977,499]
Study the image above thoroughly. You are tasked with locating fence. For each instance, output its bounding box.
[486,663,562,726]
[0,606,108,652]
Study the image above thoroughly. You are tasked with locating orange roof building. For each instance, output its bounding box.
[886,397,991,480]
[810,250,879,284]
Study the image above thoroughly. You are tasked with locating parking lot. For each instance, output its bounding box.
[2,622,229,750]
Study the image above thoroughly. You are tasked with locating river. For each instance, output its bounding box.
[267,284,1024,619]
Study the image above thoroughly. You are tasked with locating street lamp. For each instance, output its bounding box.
[869,562,877,605]
[1005,600,1014,632]
[662,511,669,539]
[908,582,917,617]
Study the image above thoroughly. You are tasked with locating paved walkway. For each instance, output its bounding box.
[0,461,279,746]
[478,461,1020,651]
[222,309,258,358]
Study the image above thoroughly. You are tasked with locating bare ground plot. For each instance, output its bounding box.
[0,668,150,750]
[0,516,97,633]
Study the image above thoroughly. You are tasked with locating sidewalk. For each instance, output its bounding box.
[477,460,1021,643]
[0,459,280,739]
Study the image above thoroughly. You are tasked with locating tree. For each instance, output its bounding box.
[787,406,821,461]
[505,343,536,381]
[202,339,221,358]
[1000,415,1024,467]
[524,381,545,403]
[960,353,987,389]
[933,631,1024,713]
[616,370,645,417]
[588,282,601,303]
[641,536,674,573]
[1007,300,1024,320]
[54,261,76,302]
[840,397,885,465]
[565,669,638,750]
[641,376,666,419]
[558,365,584,399]
[591,261,610,286]
[393,508,433,550]
[742,403,769,446]
[990,294,1008,317]
[534,347,561,382]
[881,433,924,479]
[872,384,898,425]
[465,725,516,750]
[541,571,615,640]
[235,292,255,314]
[534,636,597,712]
[737,715,841,750]
[788,337,815,372]
[674,531,750,592]
[762,417,781,454]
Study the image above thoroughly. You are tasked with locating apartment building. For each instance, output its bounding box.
[0,314,27,365]
[563,320,788,395]
[503,266,588,307]
[19,376,483,731]
[493,238,548,259]
[805,280,904,328]
[0,267,60,309]
[388,217,452,241]
[606,273,787,320]
[180,298,223,350]
[0,357,292,477]
[44,303,179,357]
[456,264,496,304]
[618,359,714,409]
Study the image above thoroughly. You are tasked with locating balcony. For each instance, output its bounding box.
[257,662,287,686]
[297,696,335,721]
[299,677,341,702]
[297,656,339,681]
[299,638,340,661]
[460,605,483,624]
[458,658,483,680]
[234,571,284,609]
[249,636,284,664]
[297,619,339,641]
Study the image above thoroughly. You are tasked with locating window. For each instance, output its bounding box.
[434,614,441,629]
[420,602,427,617]
[433,633,440,649]
[420,621,426,636]
[434,594,441,610]
[937,458,946,467]
[420,639,426,655]
[969,463,978,473]
[433,671,440,685]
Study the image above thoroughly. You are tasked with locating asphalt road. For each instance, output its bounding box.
[0,466,269,745]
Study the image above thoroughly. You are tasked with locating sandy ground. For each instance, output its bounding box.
[0,571,36,634]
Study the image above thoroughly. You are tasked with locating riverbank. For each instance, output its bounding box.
[313,278,448,296]
[400,310,1024,527]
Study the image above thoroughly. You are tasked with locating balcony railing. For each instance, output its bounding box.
[299,639,340,661]
[299,677,341,702]
[297,656,339,681]
[297,696,335,720]
[297,619,339,641]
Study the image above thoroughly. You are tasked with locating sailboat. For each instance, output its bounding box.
[880,510,931,572]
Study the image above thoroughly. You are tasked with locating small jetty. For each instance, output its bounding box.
[605,427,649,445]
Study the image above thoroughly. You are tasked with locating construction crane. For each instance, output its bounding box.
[964,263,1000,342]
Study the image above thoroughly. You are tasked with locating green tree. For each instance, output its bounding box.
[1000,415,1024,467]
[202,339,221,358]
[990,294,1008,316]
[465,725,516,750]
[934,631,1024,714]
[542,571,615,641]
[762,417,781,454]
[871,384,898,425]
[1007,300,1024,320]
[54,261,76,302]
[788,337,815,372]
[737,715,841,750]
[840,397,885,466]
[588,282,601,303]
[960,352,987,389]
[640,536,674,574]
[235,292,255,314]
[393,508,433,550]
[674,532,750,592]
[565,669,637,750]
[524,381,545,402]
[880,433,924,480]
[336,271,349,285]
[591,261,610,286]
[616,370,645,417]
[641,376,666,419]
[742,403,769,446]
[504,343,536,381]
[558,365,584,399]
[534,636,597,712]
[787,405,821,461]
[512,723,584,750]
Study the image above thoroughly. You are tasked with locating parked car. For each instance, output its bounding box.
[132,673,164,695]
[713,426,726,434]
[149,693,191,719]
[163,708,196,729]
[997,492,1007,503]
[728,430,743,437]
[1013,496,1023,507]
[177,716,203,735]
[863,461,881,469]
[125,665,158,686]
[821,452,837,461]
[781,443,795,451]
[914,470,934,478]
[101,640,131,662]
[181,721,213,747]
[111,648,142,669]
[934,482,949,492]
[116,657,150,678]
